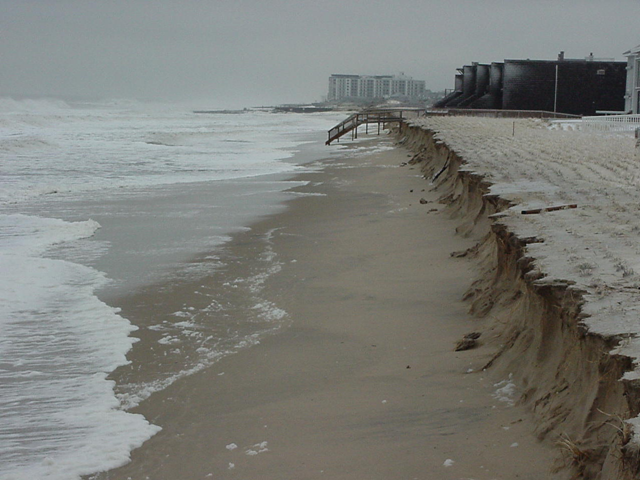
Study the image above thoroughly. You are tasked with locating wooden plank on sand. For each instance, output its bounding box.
[521,204,577,215]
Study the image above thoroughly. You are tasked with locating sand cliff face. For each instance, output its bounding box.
[396,119,640,479]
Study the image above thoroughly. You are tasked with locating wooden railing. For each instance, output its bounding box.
[326,109,423,145]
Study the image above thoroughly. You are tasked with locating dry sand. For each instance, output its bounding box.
[94,136,559,480]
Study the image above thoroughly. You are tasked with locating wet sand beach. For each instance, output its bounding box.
[94,136,557,480]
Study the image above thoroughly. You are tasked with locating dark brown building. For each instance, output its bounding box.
[435,54,627,116]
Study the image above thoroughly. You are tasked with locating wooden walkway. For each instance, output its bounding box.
[326,109,422,145]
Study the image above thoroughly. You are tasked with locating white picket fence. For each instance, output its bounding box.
[582,114,640,133]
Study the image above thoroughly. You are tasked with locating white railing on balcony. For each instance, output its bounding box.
[582,114,640,133]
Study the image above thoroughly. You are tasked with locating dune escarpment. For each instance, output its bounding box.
[396,119,640,479]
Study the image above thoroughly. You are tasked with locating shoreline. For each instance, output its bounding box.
[93,135,559,479]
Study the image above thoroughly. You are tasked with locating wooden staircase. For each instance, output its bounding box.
[326,109,418,145]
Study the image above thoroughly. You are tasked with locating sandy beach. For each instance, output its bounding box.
[93,135,560,480]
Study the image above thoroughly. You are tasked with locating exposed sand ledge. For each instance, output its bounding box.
[397,119,640,479]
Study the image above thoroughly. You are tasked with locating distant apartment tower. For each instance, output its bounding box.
[328,73,426,101]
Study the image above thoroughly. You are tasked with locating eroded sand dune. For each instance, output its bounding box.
[400,116,640,479]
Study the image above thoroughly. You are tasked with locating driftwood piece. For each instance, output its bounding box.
[521,204,577,215]
[431,161,449,182]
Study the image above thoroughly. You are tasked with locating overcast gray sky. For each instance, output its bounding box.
[1,0,638,108]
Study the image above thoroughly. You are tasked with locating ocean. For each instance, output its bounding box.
[0,98,346,479]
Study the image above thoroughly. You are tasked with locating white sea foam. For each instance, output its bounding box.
[0,99,345,478]
[0,99,345,207]
[117,230,290,410]
[0,214,160,479]
[493,374,517,406]
[245,441,269,456]
[252,302,288,322]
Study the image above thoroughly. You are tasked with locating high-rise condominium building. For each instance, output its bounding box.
[328,73,426,101]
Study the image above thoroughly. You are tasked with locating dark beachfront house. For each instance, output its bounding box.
[436,53,627,116]
[445,64,477,107]
[436,71,464,107]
